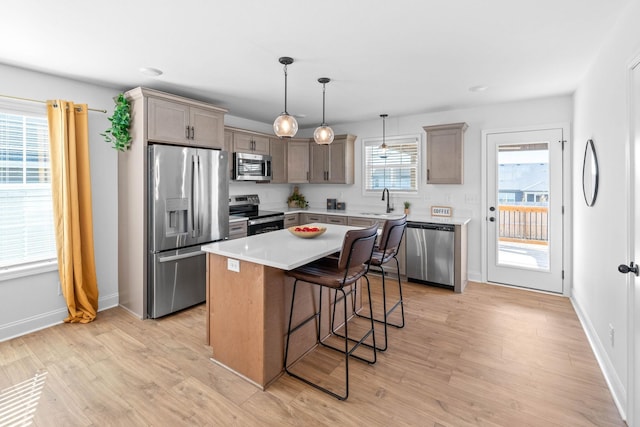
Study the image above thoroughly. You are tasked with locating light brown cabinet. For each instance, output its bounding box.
[287,139,310,183]
[309,134,355,184]
[347,216,379,228]
[118,87,226,318]
[284,213,299,228]
[231,130,270,155]
[270,138,287,184]
[423,122,467,184]
[147,96,225,148]
[326,215,347,225]
[300,213,327,224]
[228,220,248,240]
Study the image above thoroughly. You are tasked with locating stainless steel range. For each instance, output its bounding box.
[229,194,284,235]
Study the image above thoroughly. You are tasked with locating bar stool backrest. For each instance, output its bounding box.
[377,215,407,259]
[338,223,379,279]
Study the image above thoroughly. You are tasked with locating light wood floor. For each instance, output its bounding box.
[0,279,625,426]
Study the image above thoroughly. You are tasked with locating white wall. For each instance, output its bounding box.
[572,0,640,417]
[0,64,120,341]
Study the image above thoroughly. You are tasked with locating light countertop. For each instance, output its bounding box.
[202,223,359,270]
[283,208,470,226]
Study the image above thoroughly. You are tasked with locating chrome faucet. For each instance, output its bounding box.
[381,188,393,213]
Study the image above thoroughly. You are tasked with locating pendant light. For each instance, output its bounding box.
[380,113,388,158]
[313,77,335,145]
[273,56,298,138]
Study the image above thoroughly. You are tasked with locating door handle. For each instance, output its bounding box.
[489,217,495,222]
[191,155,198,237]
[158,250,205,263]
[618,262,639,276]
[489,206,496,212]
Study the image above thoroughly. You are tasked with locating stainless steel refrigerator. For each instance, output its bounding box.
[147,144,229,318]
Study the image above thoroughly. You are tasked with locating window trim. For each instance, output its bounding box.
[0,260,58,282]
[0,99,57,279]
[361,133,421,197]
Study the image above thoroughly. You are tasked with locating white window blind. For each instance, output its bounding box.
[363,135,419,193]
[0,108,56,270]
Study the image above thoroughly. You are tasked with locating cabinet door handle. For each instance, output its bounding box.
[190,126,195,140]
[186,125,190,139]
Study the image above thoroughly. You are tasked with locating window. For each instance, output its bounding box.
[363,134,419,193]
[0,103,56,272]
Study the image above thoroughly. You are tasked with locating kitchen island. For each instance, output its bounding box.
[201,223,363,389]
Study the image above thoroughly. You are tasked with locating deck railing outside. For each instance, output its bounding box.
[498,205,548,244]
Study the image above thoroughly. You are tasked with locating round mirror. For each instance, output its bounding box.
[582,139,599,207]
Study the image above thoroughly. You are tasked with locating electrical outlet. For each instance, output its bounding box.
[227,258,240,273]
[609,324,615,347]
[57,281,62,296]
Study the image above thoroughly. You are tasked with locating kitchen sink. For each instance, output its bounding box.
[359,212,393,217]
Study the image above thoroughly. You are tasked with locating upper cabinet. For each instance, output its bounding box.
[309,134,356,184]
[423,122,467,184]
[287,139,310,183]
[231,129,270,155]
[270,137,287,184]
[147,96,226,149]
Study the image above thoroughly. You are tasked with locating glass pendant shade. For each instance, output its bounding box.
[273,113,298,138]
[314,125,334,145]
[380,141,388,158]
[274,56,298,138]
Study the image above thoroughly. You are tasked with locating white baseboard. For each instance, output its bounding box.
[0,292,120,343]
[468,270,482,283]
[571,296,627,422]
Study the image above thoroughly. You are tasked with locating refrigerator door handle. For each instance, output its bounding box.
[191,154,198,237]
[157,250,205,263]
[196,154,202,237]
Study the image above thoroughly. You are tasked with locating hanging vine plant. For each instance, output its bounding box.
[101,93,132,151]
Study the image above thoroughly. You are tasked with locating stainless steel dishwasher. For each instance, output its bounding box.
[405,221,455,288]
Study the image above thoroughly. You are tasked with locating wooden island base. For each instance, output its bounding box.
[206,253,360,389]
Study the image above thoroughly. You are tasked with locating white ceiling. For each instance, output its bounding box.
[0,0,632,129]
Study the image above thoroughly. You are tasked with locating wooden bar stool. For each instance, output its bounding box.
[283,223,379,400]
[356,215,407,351]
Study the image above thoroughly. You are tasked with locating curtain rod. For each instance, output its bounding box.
[0,93,107,113]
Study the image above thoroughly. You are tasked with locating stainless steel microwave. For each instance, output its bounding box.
[233,152,272,181]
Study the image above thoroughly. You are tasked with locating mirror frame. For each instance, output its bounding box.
[582,139,599,207]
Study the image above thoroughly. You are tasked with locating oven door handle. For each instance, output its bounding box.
[247,215,285,226]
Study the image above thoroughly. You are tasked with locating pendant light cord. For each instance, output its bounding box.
[283,64,289,114]
[321,82,327,126]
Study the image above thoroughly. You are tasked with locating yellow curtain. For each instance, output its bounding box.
[47,100,99,323]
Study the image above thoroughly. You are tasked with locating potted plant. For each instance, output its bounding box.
[287,186,309,209]
[403,201,411,215]
[101,93,132,151]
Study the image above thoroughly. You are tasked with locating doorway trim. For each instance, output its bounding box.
[481,123,572,297]
[625,51,640,427]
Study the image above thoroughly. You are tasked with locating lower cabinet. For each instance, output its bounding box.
[347,217,378,228]
[326,215,347,225]
[284,213,298,228]
[228,220,248,240]
[300,213,327,224]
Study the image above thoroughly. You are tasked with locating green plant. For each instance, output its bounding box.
[287,186,308,208]
[101,93,132,151]
[403,201,411,209]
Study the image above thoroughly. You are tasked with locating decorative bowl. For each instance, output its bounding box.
[288,225,327,239]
